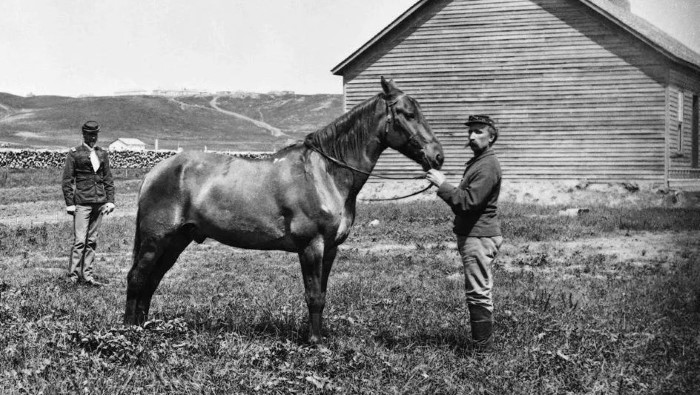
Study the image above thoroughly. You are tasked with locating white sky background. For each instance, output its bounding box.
[0,0,698,97]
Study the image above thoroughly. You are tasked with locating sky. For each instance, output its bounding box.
[0,0,698,97]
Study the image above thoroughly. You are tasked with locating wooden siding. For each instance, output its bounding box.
[341,0,671,183]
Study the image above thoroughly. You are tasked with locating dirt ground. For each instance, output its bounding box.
[354,179,700,282]
[357,180,700,208]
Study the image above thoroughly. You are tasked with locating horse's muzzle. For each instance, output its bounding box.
[433,153,444,169]
[423,145,444,170]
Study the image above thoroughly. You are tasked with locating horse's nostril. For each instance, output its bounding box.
[436,153,444,166]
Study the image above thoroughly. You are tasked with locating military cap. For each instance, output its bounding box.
[464,115,496,129]
[82,121,100,133]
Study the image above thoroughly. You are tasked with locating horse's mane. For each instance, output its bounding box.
[303,94,383,163]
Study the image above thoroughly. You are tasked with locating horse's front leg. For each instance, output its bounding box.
[298,237,327,344]
[321,246,337,296]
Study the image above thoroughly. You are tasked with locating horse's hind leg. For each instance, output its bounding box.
[124,229,192,325]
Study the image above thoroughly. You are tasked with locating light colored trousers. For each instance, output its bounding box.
[457,235,503,312]
[69,204,104,279]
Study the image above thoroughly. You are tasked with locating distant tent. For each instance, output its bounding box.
[109,138,147,151]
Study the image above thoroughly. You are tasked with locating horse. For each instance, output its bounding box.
[124,77,444,344]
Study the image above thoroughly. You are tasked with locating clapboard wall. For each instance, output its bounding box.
[337,0,677,184]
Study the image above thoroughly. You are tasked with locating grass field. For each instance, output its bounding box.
[1,169,699,394]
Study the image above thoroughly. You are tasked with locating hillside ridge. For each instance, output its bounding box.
[0,92,343,152]
[209,96,287,138]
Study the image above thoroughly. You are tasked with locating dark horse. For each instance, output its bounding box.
[124,77,444,343]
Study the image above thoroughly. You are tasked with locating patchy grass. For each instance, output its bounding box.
[356,200,700,243]
[1,173,699,393]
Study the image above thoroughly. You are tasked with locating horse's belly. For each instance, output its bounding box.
[197,209,295,251]
[212,229,296,251]
[187,168,295,248]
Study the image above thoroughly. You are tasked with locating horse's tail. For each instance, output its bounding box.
[132,206,141,267]
[131,177,147,268]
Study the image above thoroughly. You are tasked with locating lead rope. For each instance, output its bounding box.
[361,183,433,202]
[305,143,425,180]
[305,143,433,201]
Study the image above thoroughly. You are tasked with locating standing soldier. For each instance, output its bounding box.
[425,115,502,352]
[62,121,116,286]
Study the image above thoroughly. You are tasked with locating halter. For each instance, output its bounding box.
[305,95,426,180]
[305,95,434,201]
[384,95,424,151]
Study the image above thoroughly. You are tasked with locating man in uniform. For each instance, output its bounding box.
[62,121,116,286]
[425,115,503,352]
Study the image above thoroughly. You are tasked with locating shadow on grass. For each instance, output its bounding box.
[183,308,309,345]
[162,302,482,353]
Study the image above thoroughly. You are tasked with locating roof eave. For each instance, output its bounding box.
[332,0,700,77]
[331,0,430,75]
[579,0,700,74]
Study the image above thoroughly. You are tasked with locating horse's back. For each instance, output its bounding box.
[140,151,210,206]
[138,152,240,232]
[142,151,273,196]
[137,150,309,249]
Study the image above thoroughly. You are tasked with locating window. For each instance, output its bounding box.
[693,94,699,168]
[678,91,684,152]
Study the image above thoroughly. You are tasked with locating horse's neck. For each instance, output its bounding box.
[348,101,386,171]
[339,118,386,198]
[308,97,388,197]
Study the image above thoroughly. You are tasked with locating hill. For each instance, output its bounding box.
[0,92,343,151]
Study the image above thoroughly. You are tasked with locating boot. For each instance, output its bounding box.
[83,275,105,287]
[469,305,493,353]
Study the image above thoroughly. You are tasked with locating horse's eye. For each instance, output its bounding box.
[404,112,415,120]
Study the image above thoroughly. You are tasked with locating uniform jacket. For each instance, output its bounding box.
[436,147,501,237]
[62,144,115,206]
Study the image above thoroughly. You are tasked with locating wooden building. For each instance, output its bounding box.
[109,138,147,152]
[331,0,700,189]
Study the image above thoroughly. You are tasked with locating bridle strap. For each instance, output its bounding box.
[384,95,424,152]
[305,143,372,176]
[307,139,433,199]
[306,142,425,180]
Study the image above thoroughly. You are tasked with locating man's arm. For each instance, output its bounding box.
[102,152,115,204]
[61,152,75,207]
[432,167,498,216]
[100,152,116,214]
[436,170,495,215]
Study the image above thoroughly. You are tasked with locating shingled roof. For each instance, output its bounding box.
[331,0,700,75]
[582,0,700,71]
[112,138,145,146]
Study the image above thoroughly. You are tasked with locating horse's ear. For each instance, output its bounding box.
[381,76,402,97]
[381,76,391,94]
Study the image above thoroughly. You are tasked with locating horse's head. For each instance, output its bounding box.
[379,77,444,171]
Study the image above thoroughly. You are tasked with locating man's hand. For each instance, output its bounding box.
[66,205,76,216]
[425,169,446,187]
[101,202,116,215]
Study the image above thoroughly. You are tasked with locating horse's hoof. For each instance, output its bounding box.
[123,313,146,326]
